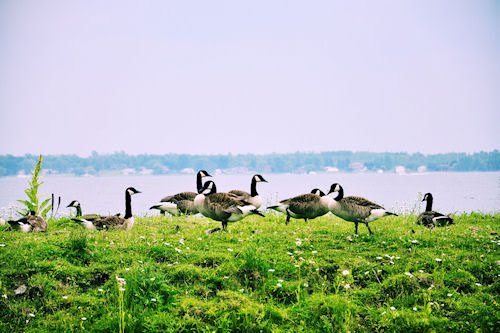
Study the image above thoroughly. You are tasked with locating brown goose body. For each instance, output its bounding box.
[268,191,331,224]
[154,170,211,216]
[228,174,267,209]
[8,212,47,232]
[74,187,140,230]
[194,181,264,231]
[417,193,453,228]
[328,183,397,234]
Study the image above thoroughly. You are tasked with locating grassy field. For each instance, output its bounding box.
[0,212,498,332]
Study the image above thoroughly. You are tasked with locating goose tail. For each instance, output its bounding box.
[252,209,265,217]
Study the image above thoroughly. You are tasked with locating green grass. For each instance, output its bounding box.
[0,213,499,332]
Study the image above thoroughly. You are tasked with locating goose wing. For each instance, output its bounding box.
[346,196,385,210]
[92,215,126,230]
[176,200,198,214]
[27,215,47,232]
[287,194,323,215]
[229,190,249,197]
[417,210,452,227]
[161,191,197,203]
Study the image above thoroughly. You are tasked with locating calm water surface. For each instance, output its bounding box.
[0,172,498,218]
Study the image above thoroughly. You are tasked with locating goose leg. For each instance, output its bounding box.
[365,222,373,235]
[285,211,291,225]
[222,221,228,231]
[354,222,359,234]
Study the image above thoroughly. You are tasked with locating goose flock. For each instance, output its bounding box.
[3,169,455,233]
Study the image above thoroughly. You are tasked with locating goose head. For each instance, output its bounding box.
[199,170,212,178]
[200,181,217,195]
[311,188,326,196]
[253,174,268,183]
[422,193,433,202]
[126,187,141,196]
[66,200,81,208]
[327,183,342,195]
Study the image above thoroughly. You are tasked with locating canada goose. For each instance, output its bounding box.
[194,181,264,231]
[268,188,332,224]
[417,193,454,228]
[151,170,211,216]
[73,187,141,230]
[228,174,268,209]
[7,210,47,232]
[67,200,121,228]
[327,183,397,235]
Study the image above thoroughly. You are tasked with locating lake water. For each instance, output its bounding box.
[0,172,499,218]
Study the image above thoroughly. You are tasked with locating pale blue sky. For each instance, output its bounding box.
[0,1,498,156]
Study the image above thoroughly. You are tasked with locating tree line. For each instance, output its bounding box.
[0,150,499,176]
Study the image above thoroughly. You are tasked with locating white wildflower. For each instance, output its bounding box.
[139,236,145,239]
[151,298,157,302]
[411,240,418,244]
[447,293,453,297]
[0,244,5,247]
[296,240,302,246]
[413,307,417,311]
[179,238,185,245]
[376,256,383,260]
[435,258,442,263]
[342,269,350,276]
[197,237,202,241]
[268,269,275,272]
[29,313,35,317]
[390,306,396,311]
[405,272,413,278]
[344,283,351,289]
[239,288,244,293]
[475,283,482,286]
[311,250,318,254]
[81,317,87,321]
[227,248,233,252]
[276,283,282,287]
[278,279,284,283]
[303,283,309,287]
[62,296,68,300]
[364,271,370,275]
[175,247,181,253]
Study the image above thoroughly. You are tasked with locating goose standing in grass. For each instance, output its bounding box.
[194,180,264,232]
[150,170,211,216]
[417,193,454,228]
[327,183,397,235]
[228,174,268,209]
[7,210,47,232]
[73,187,141,230]
[268,188,332,224]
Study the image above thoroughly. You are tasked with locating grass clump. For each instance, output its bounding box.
[0,213,498,332]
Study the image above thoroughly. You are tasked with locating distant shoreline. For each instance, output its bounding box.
[1,151,499,176]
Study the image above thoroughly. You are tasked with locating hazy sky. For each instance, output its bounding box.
[0,1,498,156]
